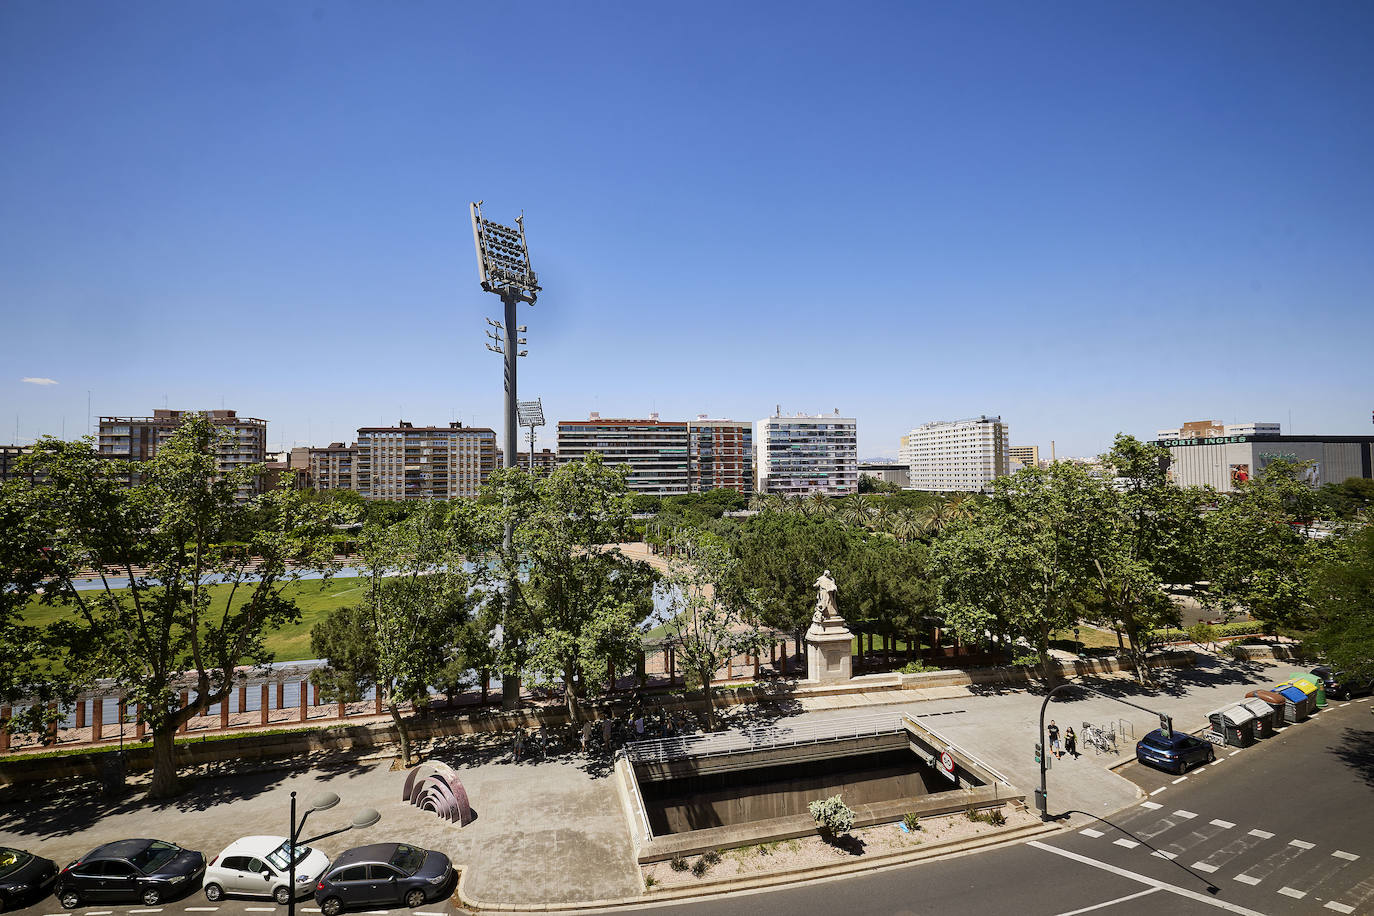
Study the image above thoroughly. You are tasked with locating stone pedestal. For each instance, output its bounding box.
[806,624,853,684]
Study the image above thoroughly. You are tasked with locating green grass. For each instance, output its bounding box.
[23,577,369,663]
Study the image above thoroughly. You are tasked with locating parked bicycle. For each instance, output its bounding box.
[1081,722,1119,756]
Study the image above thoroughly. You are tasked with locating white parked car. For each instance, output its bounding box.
[203,837,330,904]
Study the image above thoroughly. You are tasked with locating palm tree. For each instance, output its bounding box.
[890,509,923,543]
[841,494,874,528]
[807,490,833,518]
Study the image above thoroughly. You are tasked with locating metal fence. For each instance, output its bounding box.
[625,712,904,764]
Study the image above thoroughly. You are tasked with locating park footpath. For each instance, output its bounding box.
[0,653,1302,912]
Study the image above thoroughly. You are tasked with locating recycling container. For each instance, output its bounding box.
[1245,689,1288,727]
[1206,704,1257,748]
[1289,672,1327,708]
[1238,697,1276,738]
[1274,683,1312,722]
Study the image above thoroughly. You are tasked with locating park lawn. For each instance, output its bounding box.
[1050,625,1121,650]
[22,576,369,664]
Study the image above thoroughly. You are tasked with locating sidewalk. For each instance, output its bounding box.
[0,654,1297,909]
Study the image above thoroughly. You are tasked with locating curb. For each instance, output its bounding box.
[454,819,1061,912]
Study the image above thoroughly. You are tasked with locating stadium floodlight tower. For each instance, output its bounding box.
[517,398,545,472]
[471,201,540,477]
[471,201,540,710]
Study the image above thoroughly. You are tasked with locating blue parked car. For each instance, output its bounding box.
[1135,729,1215,774]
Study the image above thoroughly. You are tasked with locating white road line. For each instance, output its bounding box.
[1029,842,1268,915]
[1325,902,1356,913]
[301,909,321,913]
[128,909,163,913]
[1340,703,1349,708]
[1113,838,1140,849]
[1229,749,1241,756]
[1149,787,1167,796]
[1174,809,1197,819]
[1050,888,1160,916]
[1171,776,1188,784]
[1193,861,1219,873]
[246,909,275,912]
[1234,874,1261,885]
[1278,887,1307,899]
[1080,827,1105,837]
[415,912,446,915]
[1153,851,1178,860]
[185,909,220,912]
[1140,801,1162,809]
[1210,819,1236,829]
[82,911,113,915]
[1333,850,1360,861]
[1249,829,1274,839]
[1291,839,1315,849]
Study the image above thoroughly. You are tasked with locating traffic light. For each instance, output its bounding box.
[1160,714,1173,738]
[1034,742,1043,764]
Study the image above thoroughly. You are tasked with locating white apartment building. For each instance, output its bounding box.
[355,421,496,500]
[755,411,858,497]
[902,415,1010,492]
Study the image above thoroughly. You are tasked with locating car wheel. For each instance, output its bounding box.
[59,889,80,909]
[204,882,224,902]
[1208,748,1216,764]
[321,896,344,916]
[274,886,293,905]
[405,889,426,908]
[143,887,162,906]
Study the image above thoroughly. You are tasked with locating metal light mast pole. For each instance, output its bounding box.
[472,202,539,710]
[518,398,545,474]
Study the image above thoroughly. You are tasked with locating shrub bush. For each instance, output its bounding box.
[690,858,708,878]
[669,855,688,872]
[902,812,921,832]
[702,849,721,865]
[808,794,856,837]
[900,660,939,674]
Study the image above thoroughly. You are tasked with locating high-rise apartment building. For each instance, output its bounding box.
[556,413,690,494]
[902,415,1010,493]
[1007,445,1040,469]
[496,447,560,476]
[688,417,753,494]
[290,443,359,491]
[355,421,496,500]
[755,411,858,497]
[98,409,268,498]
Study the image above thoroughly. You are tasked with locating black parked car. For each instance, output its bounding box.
[1135,729,1215,774]
[56,839,205,909]
[314,844,452,915]
[0,847,58,911]
[1310,666,1374,701]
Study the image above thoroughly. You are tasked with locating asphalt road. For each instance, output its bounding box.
[5,698,1370,916]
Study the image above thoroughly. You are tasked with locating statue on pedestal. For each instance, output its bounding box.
[806,568,853,683]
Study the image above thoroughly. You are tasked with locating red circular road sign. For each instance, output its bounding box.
[939,750,955,773]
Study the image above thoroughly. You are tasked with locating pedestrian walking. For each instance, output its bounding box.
[512,727,526,763]
[601,717,613,750]
[1047,720,1062,760]
[633,714,646,739]
[580,720,593,753]
[1064,726,1078,759]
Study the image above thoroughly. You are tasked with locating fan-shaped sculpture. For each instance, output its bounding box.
[401,761,473,826]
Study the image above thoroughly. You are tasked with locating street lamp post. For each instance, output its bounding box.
[470,202,541,711]
[286,791,380,916]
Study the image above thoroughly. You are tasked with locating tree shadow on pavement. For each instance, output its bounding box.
[1330,725,1374,789]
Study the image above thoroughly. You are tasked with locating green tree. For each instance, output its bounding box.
[1204,459,1319,631]
[932,463,1108,669]
[311,503,475,766]
[480,455,655,721]
[728,513,856,632]
[655,535,768,730]
[1304,524,1374,679]
[17,419,346,797]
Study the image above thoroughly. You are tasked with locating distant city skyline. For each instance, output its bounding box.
[3,2,1372,460]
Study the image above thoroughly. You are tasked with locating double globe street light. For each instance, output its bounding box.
[287,791,381,916]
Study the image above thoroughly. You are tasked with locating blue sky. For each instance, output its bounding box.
[3,1,1372,460]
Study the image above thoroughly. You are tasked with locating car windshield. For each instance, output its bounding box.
[388,845,427,876]
[0,848,32,878]
[1141,734,1175,751]
[128,841,179,874]
[265,842,312,872]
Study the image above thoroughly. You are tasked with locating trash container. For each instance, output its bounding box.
[1239,697,1276,738]
[1289,672,1327,708]
[1206,704,1257,748]
[1245,689,1288,727]
[1274,683,1312,722]
[1279,678,1319,715]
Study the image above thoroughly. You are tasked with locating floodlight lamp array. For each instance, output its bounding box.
[517,399,545,427]
[470,202,540,298]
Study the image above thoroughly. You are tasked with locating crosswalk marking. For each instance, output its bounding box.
[1333,850,1360,861]
[1325,903,1356,914]
[1149,787,1167,796]
[1140,801,1162,809]
[1171,776,1188,784]
[128,910,162,913]
[1291,839,1315,849]
[1229,749,1241,756]
[1081,828,1105,837]
[186,908,219,912]
[1278,887,1307,899]
[1113,838,1140,849]
[1153,851,1178,860]
[246,909,275,912]
[1193,861,1219,873]
[1234,874,1261,885]
[1249,829,1274,839]
[1210,819,1235,828]
[1174,810,1197,819]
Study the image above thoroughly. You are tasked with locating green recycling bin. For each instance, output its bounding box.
[1289,672,1326,708]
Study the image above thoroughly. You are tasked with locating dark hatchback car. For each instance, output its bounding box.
[1135,729,1215,774]
[314,844,452,915]
[0,847,58,911]
[56,839,205,909]
[1310,666,1374,701]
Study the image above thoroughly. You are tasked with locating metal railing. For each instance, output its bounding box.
[907,714,1016,789]
[625,712,904,764]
